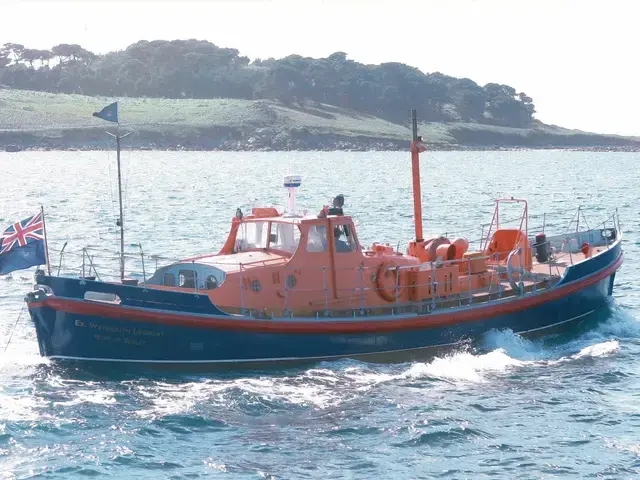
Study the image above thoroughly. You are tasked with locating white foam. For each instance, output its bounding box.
[604,438,640,456]
[0,391,53,422]
[133,330,625,419]
[595,312,640,338]
[572,340,619,359]
[53,389,117,407]
[0,353,50,370]
[482,328,547,361]
[387,328,623,385]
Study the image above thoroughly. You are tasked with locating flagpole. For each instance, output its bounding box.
[116,122,125,282]
[40,205,51,275]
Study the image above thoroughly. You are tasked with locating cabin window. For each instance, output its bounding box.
[333,224,357,253]
[179,270,197,288]
[235,221,269,252]
[205,275,219,290]
[163,273,176,287]
[307,225,328,252]
[270,223,301,253]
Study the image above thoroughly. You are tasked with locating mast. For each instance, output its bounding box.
[115,127,125,281]
[93,101,130,282]
[410,109,424,242]
[109,126,132,281]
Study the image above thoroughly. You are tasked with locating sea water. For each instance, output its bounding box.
[1,150,639,479]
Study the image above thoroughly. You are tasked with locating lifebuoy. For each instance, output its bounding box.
[375,261,404,302]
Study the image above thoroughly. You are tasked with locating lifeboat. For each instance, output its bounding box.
[23,111,624,367]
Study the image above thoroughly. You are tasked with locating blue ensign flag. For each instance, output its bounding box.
[92,102,118,123]
[0,212,47,275]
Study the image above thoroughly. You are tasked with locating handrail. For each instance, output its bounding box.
[46,209,621,301]
[505,249,523,296]
[44,251,578,320]
[50,235,614,284]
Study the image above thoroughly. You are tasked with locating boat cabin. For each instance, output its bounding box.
[145,208,372,310]
[146,203,468,315]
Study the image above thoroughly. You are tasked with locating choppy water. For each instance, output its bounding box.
[1,150,639,479]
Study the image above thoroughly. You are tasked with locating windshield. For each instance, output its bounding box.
[307,225,328,252]
[270,222,301,253]
[235,221,269,251]
[333,223,358,252]
[234,221,301,254]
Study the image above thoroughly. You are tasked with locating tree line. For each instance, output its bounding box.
[0,40,535,127]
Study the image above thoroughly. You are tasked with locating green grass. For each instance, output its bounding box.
[0,88,637,148]
[0,89,259,131]
[0,88,410,138]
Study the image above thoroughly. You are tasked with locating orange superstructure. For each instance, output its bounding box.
[146,194,541,317]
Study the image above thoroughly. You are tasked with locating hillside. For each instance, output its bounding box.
[2,39,639,151]
[0,89,639,151]
[0,40,536,129]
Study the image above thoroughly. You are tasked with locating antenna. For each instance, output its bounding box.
[283,174,302,215]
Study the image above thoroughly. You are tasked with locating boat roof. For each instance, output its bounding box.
[181,251,288,272]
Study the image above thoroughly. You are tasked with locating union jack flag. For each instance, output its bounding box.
[1,212,44,254]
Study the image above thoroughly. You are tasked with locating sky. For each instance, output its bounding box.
[2,0,638,135]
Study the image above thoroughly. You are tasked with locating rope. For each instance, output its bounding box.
[3,303,25,354]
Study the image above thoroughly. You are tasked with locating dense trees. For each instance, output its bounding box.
[0,40,536,127]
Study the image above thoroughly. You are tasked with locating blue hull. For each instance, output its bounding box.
[27,242,623,365]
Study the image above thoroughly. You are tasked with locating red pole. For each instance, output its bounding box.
[410,109,423,242]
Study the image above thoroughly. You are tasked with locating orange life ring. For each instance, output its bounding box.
[375,261,404,302]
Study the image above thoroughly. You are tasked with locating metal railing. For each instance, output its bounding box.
[48,210,620,319]
[48,247,555,317]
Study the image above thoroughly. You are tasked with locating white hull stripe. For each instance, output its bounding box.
[515,310,594,334]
